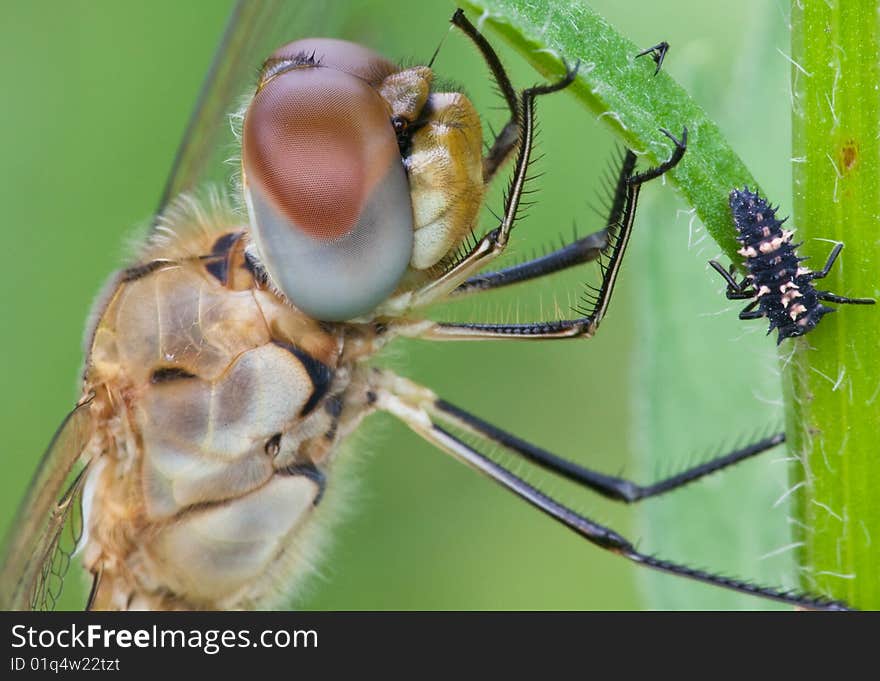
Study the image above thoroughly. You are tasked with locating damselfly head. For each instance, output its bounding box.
[241,38,484,321]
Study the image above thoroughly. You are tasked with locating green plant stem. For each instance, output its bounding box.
[788,0,880,608]
[460,0,757,261]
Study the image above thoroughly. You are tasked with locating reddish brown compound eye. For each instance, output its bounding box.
[242,44,413,321]
[266,38,396,83]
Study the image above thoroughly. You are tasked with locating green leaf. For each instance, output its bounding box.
[460,0,758,263]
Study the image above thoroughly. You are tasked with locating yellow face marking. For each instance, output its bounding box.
[404,91,484,269]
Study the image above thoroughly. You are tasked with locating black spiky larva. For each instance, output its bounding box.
[709,187,875,344]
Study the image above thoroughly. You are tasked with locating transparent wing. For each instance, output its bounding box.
[0,398,95,610]
[155,0,337,218]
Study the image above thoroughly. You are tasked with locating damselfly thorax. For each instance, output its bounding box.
[80,217,363,609]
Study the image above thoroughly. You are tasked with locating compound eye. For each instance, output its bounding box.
[242,65,413,321]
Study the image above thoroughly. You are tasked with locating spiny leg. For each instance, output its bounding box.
[431,397,784,503]
[627,127,687,184]
[398,128,687,341]
[451,229,608,296]
[406,317,595,341]
[636,41,669,75]
[377,63,579,316]
[584,127,687,327]
[372,371,848,611]
[451,147,631,297]
[451,9,520,183]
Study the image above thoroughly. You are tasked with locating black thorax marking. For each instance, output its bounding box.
[281,462,327,505]
[272,341,334,417]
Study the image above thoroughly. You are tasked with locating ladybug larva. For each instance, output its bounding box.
[709,187,875,343]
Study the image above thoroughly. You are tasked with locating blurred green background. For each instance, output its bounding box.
[0,0,797,609]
